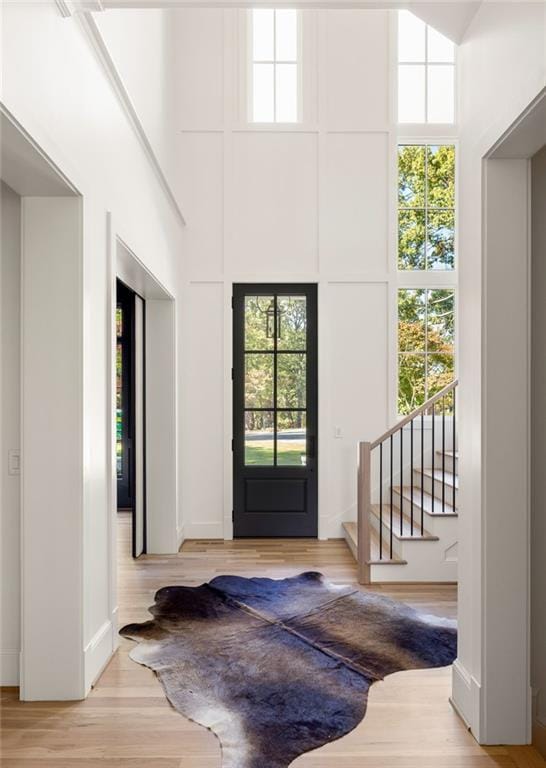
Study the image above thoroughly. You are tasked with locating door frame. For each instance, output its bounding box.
[115,279,136,513]
[232,283,319,538]
[106,217,179,662]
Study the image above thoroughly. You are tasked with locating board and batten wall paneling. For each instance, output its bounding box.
[324,10,390,129]
[175,9,225,129]
[175,8,393,539]
[228,132,319,275]
[328,283,389,532]
[181,283,225,538]
[321,133,389,273]
[175,133,224,279]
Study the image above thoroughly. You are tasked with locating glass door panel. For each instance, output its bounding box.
[233,284,318,537]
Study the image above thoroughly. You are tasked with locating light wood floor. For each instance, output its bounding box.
[1,512,544,768]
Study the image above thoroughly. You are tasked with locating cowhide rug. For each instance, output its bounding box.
[120,571,457,768]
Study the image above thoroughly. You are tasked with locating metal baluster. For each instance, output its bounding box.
[410,418,414,536]
[452,389,456,512]
[399,427,403,536]
[390,434,393,560]
[442,395,446,514]
[379,442,383,560]
[431,401,435,515]
[421,410,424,535]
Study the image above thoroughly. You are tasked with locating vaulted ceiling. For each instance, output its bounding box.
[61,0,483,43]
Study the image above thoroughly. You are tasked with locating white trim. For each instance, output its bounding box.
[0,650,21,687]
[177,524,185,550]
[84,620,114,692]
[185,521,225,539]
[76,13,186,228]
[451,659,482,739]
[0,105,81,196]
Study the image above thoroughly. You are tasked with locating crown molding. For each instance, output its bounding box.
[75,12,186,227]
[56,0,104,17]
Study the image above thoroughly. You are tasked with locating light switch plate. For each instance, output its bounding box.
[8,449,20,475]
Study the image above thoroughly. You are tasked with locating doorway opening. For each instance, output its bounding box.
[232,283,318,537]
[115,278,146,558]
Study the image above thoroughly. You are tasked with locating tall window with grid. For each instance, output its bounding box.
[249,9,300,123]
[398,11,455,124]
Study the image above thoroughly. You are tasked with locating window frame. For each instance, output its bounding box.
[397,11,458,126]
[396,286,456,416]
[392,137,458,419]
[246,9,303,125]
[397,142,456,272]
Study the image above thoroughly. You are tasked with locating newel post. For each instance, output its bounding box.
[357,441,372,585]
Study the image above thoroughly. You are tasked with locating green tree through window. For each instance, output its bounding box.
[398,288,455,415]
[398,144,455,270]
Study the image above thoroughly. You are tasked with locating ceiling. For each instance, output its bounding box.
[67,0,483,43]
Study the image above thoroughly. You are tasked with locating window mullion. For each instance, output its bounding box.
[424,25,429,124]
[273,10,277,122]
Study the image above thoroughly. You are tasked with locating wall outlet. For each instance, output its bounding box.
[8,449,20,475]
[334,426,343,439]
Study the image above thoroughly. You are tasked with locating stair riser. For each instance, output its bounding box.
[436,453,458,475]
[413,471,458,506]
[391,490,431,529]
[368,511,404,560]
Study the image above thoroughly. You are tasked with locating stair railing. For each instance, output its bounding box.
[357,379,458,584]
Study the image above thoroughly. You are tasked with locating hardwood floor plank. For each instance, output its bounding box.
[0,513,542,768]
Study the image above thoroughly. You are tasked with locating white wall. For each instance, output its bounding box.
[175,8,394,540]
[1,0,184,695]
[455,0,546,744]
[0,182,21,685]
[95,9,178,189]
[532,145,546,755]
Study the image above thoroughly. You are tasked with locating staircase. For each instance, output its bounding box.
[344,380,458,583]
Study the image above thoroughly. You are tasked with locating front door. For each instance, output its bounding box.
[233,284,318,537]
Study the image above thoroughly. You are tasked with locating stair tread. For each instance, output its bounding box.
[342,522,406,565]
[415,466,459,489]
[436,449,459,459]
[394,485,458,516]
[370,504,438,540]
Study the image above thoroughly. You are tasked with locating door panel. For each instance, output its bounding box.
[233,284,318,537]
[116,279,146,558]
[134,294,145,558]
[116,281,134,510]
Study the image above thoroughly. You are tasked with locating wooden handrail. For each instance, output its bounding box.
[370,379,458,450]
[357,442,371,584]
[356,378,459,584]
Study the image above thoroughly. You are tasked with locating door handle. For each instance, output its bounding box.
[308,435,316,460]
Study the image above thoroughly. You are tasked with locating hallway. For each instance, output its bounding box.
[1,515,543,768]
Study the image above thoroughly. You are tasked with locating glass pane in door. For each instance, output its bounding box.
[277,295,306,350]
[245,411,275,465]
[277,411,306,466]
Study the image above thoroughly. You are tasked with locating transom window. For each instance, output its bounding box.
[398,11,455,124]
[398,289,455,415]
[398,144,455,271]
[249,9,300,123]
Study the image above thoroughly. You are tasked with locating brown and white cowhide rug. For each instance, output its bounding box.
[120,571,457,768]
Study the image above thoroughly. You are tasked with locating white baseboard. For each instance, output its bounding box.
[185,520,224,539]
[533,718,546,758]
[0,649,20,686]
[451,659,482,741]
[84,620,115,693]
[177,523,185,550]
